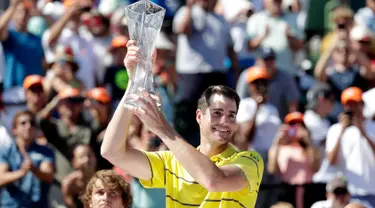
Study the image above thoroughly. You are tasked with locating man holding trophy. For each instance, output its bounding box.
[101,1,263,207]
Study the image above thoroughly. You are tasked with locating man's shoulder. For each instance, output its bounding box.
[231,150,264,167]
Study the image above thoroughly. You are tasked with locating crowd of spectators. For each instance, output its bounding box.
[0,0,375,207]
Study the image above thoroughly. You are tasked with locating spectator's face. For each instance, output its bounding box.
[265,0,282,15]
[248,79,269,98]
[344,101,364,116]
[197,94,238,144]
[351,39,372,53]
[73,145,97,172]
[367,0,375,12]
[333,45,350,65]
[321,95,335,115]
[13,4,30,32]
[13,114,36,142]
[26,84,46,110]
[87,16,109,37]
[111,47,127,66]
[58,96,84,120]
[90,179,124,208]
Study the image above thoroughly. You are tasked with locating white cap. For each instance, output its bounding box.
[155,32,175,50]
[350,25,373,41]
[221,0,253,21]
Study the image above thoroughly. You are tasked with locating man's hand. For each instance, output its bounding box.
[124,40,157,79]
[125,90,166,137]
[21,156,32,175]
[10,0,22,7]
[339,113,351,129]
[273,125,289,146]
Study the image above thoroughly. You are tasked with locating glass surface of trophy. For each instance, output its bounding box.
[124,0,166,107]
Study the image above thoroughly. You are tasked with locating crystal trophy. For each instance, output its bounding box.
[124,0,166,107]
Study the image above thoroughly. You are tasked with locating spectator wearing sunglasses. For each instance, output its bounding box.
[311,176,351,208]
[268,112,321,208]
[0,110,55,208]
[37,88,101,204]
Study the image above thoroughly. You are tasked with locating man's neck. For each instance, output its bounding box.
[199,139,228,158]
[16,138,33,151]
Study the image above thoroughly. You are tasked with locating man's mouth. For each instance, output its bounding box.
[212,126,230,133]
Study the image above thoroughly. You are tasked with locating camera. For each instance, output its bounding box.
[338,23,346,30]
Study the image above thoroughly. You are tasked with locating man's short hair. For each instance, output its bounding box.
[197,85,240,113]
[81,170,132,208]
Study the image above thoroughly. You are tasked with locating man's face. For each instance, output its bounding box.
[89,179,124,208]
[13,4,30,32]
[13,114,36,142]
[248,79,269,99]
[58,96,84,120]
[257,57,276,71]
[344,101,364,116]
[26,84,46,110]
[197,94,238,144]
[321,95,335,115]
[265,0,282,15]
[73,145,97,172]
[328,188,351,207]
[367,0,375,12]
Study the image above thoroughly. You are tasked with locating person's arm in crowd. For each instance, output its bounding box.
[315,34,340,82]
[62,173,79,208]
[46,0,90,45]
[174,0,195,35]
[0,159,31,187]
[0,0,21,41]
[356,51,375,80]
[327,114,349,165]
[267,126,287,174]
[248,25,268,51]
[29,159,54,184]
[300,129,321,173]
[285,27,304,51]
[38,96,60,120]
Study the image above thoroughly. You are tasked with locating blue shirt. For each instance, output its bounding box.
[2,30,44,90]
[0,140,55,208]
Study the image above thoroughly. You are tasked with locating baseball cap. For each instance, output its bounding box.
[326,176,348,193]
[58,88,80,99]
[109,36,128,51]
[259,48,276,59]
[23,75,43,90]
[284,112,304,124]
[306,83,334,109]
[341,87,363,105]
[247,66,270,83]
[88,87,111,104]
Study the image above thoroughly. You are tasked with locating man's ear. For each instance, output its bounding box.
[196,109,202,125]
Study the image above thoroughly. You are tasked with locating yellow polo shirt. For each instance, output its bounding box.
[139,144,264,208]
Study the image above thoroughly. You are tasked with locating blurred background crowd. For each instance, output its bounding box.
[0,0,375,207]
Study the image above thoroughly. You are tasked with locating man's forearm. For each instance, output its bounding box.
[30,166,54,184]
[176,6,193,35]
[228,47,239,81]
[47,9,74,45]
[0,3,17,40]
[159,126,227,191]
[0,169,26,187]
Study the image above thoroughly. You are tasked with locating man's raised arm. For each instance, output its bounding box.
[100,41,152,181]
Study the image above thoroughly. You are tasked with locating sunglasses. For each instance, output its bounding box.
[29,85,44,93]
[333,187,349,196]
[19,119,36,127]
[67,96,85,104]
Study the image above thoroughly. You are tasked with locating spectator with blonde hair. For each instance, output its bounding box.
[81,170,132,208]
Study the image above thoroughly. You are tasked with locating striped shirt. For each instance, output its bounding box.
[140,144,264,208]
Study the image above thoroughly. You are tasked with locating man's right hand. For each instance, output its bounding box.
[11,0,22,7]
[339,112,351,129]
[20,156,32,175]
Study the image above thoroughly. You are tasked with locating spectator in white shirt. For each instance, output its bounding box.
[311,176,351,208]
[326,87,375,208]
[355,0,375,33]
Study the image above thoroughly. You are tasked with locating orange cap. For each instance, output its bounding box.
[88,87,111,104]
[58,88,80,99]
[23,75,43,90]
[247,66,270,83]
[109,36,128,51]
[341,87,363,105]
[64,0,74,7]
[284,112,304,124]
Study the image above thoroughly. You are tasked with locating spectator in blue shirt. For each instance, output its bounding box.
[0,0,45,91]
[0,110,55,208]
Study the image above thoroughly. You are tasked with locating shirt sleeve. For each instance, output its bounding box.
[139,151,171,189]
[172,7,187,33]
[230,151,264,192]
[246,14,258,40]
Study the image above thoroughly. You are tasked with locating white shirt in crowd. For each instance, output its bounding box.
[246,11,304,75]
[236,97,281,151]
[42,28,98,89]
[355,7,375,33]
[326,120,375,196]
[310,199,334,208]
[0,123,12,148]
[304,110,342,183]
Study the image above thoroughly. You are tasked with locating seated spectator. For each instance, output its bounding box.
[311,176,351,208]
[44,46,85,101]
[0,110,55,207]
[80,170,132,208]
[268,112,321,208]
[62,144,97,208]
[326,87,375,208]
[236,48,300,119]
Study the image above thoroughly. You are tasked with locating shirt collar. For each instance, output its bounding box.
[197,144,238,163]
